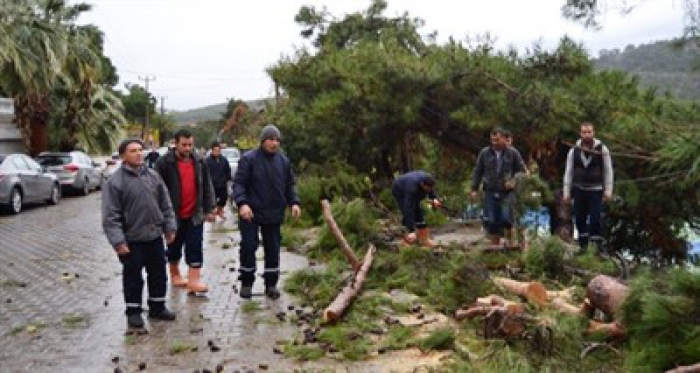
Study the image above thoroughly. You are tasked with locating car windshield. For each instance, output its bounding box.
[37,155,72,166]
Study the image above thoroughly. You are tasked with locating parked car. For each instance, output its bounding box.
[93,152,121,179]
[36,151,103,196]
[221,147,240,179]
[0,154,61,214]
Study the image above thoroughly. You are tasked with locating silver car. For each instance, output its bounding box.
[36,151,103,196]
[0,154,61,214]
[221,147,240,179]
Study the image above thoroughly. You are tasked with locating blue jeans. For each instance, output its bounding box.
[238,219,281,287]
[119,238,167,316]
[167,218,204,267]
[573,188,603,249]
[483,192,513,236]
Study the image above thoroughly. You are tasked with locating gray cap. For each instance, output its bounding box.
[260,124,281,142]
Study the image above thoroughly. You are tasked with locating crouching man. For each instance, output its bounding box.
[392,171,441,247]
[102,138,178,328]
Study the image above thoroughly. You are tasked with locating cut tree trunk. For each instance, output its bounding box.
[666,363,700,373]
[321,199,361,272]
[550,297,584,316]
[492,277,548,307]
[322,245,376,323]
[588,320,625,339]
[587,275,629,317]
[455,295,525,321]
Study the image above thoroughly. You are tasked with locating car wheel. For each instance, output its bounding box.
[9,188,22,214]
[48,184,61,205]
[81,178,90,196]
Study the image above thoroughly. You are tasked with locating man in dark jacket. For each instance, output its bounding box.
[102,138,178,328]
[392,171,441,247]
[232,124,301,299]
[563,122,614,254]
[205,142,232,220]
[154,129,216,295]
[471,127,526,246]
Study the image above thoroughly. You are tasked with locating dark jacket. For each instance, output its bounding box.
[205,155,232,189]
[391,171,437,231]
[231,148,300,225]
[154,150,215,225]
[102,165,177,248]
[472,146,525,193]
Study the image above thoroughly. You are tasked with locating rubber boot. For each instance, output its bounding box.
[417,228,436,248]
[169,263,187,288]
[187,267,209,294]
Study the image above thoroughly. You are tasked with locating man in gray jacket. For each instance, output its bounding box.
[471,127,526,247]
[102,139,178,329]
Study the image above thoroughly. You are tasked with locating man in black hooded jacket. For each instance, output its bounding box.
[232,124,301,299]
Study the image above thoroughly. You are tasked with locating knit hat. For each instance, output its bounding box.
[118,138,144,155]
[260,124,281,142]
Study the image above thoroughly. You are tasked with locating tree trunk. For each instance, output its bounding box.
[666,363,700,373]
[586,275,629,317]
[492,277,548,307]
[322,245,376,323]
[320,199,361,272]
[588,320,625,338]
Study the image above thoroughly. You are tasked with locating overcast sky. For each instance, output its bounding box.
[74,0,685,111]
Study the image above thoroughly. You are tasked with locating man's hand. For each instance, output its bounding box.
[431,199,442,209]
[562,195,571,204]
[165,231,176,245]
[405,232,417,243]
[115,243,130,256]
[239,204,253,221]
[205,213,216,223]
[470,191,478,200]
[291,205,301,220]
[603,193,613,203]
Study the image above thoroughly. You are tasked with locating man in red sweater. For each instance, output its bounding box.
[155,130,216,294]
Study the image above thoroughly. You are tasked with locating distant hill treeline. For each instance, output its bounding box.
[169,98,270,125]
[594,39,700,100]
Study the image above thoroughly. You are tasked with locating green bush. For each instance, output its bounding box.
[524,236,568,279]
[311,198,379,261]
[621,269,700,372]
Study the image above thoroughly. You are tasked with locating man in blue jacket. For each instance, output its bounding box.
[232,124,301,299]
[392,171,441,247]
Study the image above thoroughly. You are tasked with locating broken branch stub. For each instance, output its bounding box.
[320,199,361,272]
[322,245,376,323]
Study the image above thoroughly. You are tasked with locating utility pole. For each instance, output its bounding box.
[159,96,167,146]
[138,75,156,141]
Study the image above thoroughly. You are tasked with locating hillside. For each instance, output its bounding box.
[169,98,271,125]
[594,39,700,100]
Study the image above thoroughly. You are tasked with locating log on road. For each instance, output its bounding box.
[323,245,376,323]
[321,199,361,272]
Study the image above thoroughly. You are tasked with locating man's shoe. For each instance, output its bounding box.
[265,287,281,300]
[127,314,145,328]
[148,308,176,321]
[240,285,253,299]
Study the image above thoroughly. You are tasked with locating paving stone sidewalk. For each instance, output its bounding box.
[0,192,356,372]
